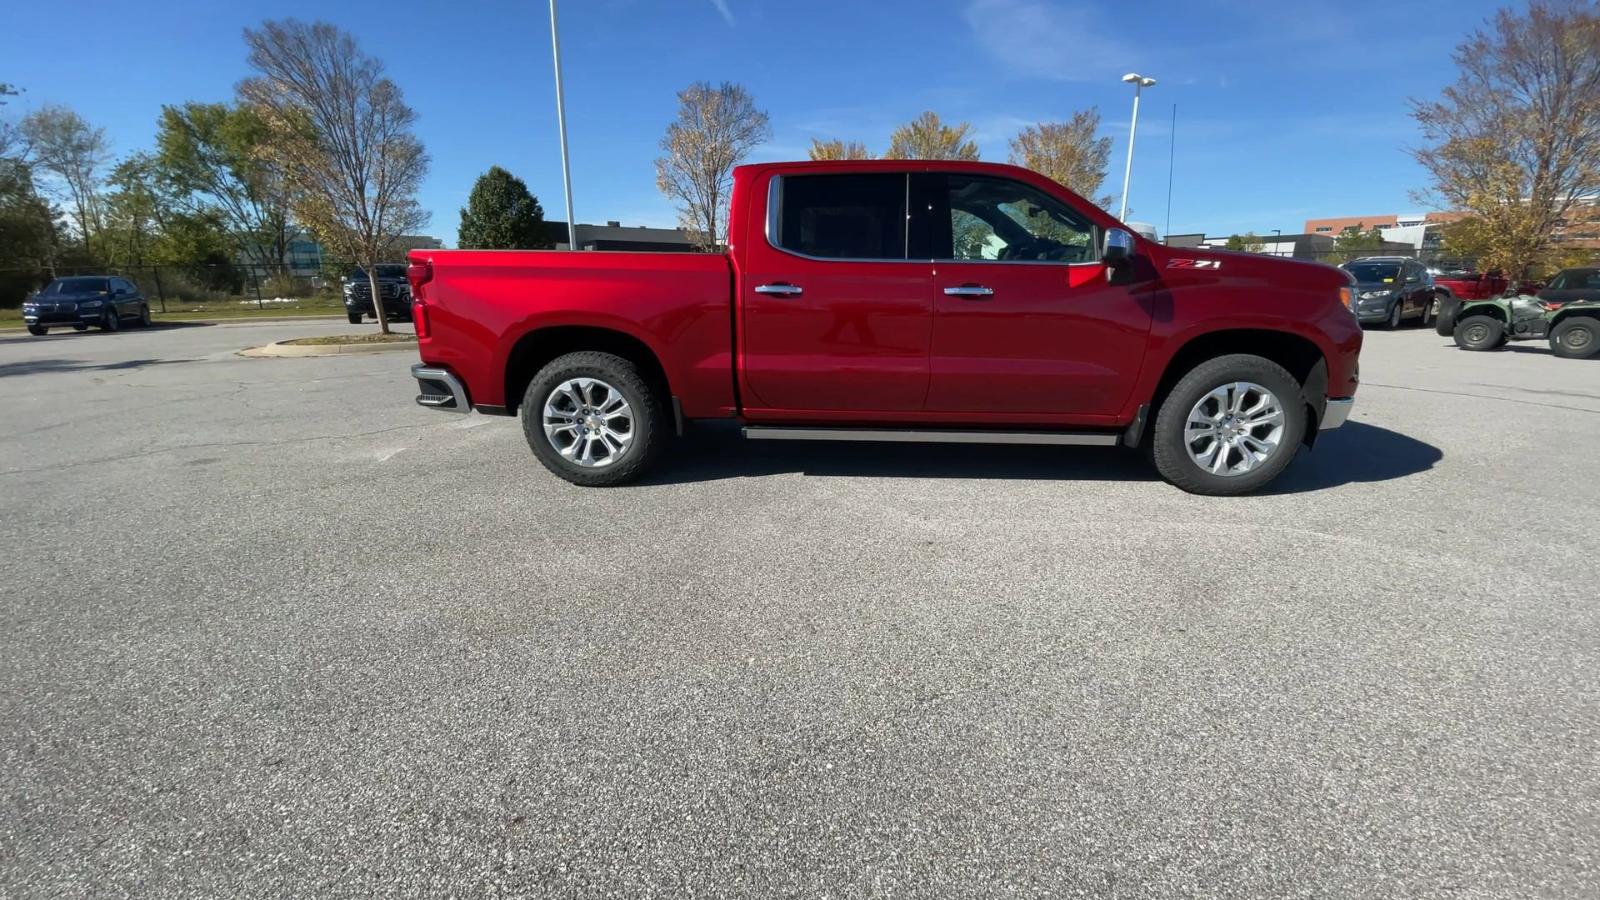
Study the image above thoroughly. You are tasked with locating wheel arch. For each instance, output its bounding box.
[1142,329,1328,447]
[503,324,672,416]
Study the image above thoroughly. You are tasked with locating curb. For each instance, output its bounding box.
[240,338,418,358]
[0,314,348,334]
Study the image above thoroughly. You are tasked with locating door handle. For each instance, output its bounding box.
[943,284,994,297]
[754,282,803,297]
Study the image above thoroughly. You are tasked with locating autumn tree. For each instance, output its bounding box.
[655,82,770,250]
[155,102,295,275]
[1008,109,1112,208]
[20,105,110,257]
[808,139,872,160]
[1412,1,1600,285]
[1328,227,1386,263]
[458,166,548,249]
[884,111,978,160]
[240,19,430,333]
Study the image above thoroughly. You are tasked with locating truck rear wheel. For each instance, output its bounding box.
[1549,318,1600,359]
[1149,354,1306,496]
[1453,315,1504,351]
[521,351,665,487]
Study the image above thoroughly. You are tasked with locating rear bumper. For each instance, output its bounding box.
[1320,397,1354,430]
[412,364,470,413]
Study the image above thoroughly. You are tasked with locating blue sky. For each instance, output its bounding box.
[6,0,1522,245]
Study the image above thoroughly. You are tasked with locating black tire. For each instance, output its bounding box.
[101,308,120,332]
[138,305,152,327]
[27,324,47,336]
[1149,354,1307,496]
[347,312,363,325]
[1420,295,1436,328]
[1453,315,1503,351]
[1549,317,1600,359]
[521,351,666,487]
[1435,292,1459,337]
[1385,300,1403,329]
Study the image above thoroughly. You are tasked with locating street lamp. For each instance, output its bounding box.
[549,0,577,250]
[1118,73,1156,223]
[1272,228,1282,256]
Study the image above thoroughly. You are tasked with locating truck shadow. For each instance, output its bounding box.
[651,420,1440,493]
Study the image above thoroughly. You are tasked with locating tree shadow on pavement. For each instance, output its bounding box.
[0,358,201,378]
[646,420,1440,492]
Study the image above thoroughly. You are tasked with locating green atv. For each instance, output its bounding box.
[1436,293,1600,358]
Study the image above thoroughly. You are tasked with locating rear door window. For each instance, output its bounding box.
[775,174,907,260]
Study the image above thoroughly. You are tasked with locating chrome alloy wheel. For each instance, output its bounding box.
[1184,381,1286,477]
[542,377,634,467]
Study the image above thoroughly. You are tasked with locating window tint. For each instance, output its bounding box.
[941,175,1095,263]
[1550,268,1600,290]
[777,174,906,260]
[43,277,109,294]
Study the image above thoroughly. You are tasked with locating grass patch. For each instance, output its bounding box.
[281,333,416,346]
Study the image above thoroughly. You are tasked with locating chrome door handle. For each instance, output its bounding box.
[943,285,994,297]
[754,283,803,297]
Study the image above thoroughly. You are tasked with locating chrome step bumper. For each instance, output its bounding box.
[412,364,469,413]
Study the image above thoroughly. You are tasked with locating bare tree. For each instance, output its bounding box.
[239,19,429,333]
[655,82,770,250]
[808,138,872,160]
[884,111,979,161]
[1412,1,1600,284]
[20,105,110,257]
[1009,110,1113,209]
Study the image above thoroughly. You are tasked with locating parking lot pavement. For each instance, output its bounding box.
[2,321,1598,897]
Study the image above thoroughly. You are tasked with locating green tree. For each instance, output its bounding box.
[101,153,173,268]
[155,101,293,274]
[1328,227,1385,262]
[457,166,548,249]
[884,111,979,160]
[0,154,58,305]
[1224,232,1265,253]
[1008,110,1113,208]
[1412,2,1600,285]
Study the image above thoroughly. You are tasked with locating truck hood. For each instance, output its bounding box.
[1152,246,1349,290]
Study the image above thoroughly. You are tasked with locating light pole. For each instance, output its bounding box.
[1272,228,1282,256]
[1118,73,1156,223]
[549,0,577,250]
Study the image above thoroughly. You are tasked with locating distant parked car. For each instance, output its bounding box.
[1534,267,1600,308]
[1340,257,1436,328]
[342,265,412,324]
[21,276,151,336]
[1429,267,1511,302]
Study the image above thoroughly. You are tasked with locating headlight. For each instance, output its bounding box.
[342,284,354,294]
[78,299,103,309]
[1360,290,1391,300]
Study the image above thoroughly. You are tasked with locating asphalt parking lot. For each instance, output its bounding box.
[2,319,1598,897]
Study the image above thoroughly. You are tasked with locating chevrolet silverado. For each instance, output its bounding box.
[407,160,1361,495]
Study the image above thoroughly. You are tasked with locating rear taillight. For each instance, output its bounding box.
[1339,286,1354,309]
[413,299,430,339]
[406,260,433,300]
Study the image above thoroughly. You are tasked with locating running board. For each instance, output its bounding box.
[742,426,1119,446]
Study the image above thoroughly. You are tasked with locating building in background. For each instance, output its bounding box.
[541,221,696,252]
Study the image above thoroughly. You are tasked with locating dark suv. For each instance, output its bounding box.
[1340,257,1437,328]
[21,276,151,336]
[342,265,412,324]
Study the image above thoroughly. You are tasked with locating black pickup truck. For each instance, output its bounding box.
[342,265,413,324]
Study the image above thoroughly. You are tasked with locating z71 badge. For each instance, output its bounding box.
[1168,259,1222,269]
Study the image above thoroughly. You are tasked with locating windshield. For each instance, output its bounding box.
[1343,263,1401,283]
[41,277,109,295]
[348,265,408,279]
[1548,268,1599,290]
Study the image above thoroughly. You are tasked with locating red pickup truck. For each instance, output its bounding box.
[407,160,1361,495]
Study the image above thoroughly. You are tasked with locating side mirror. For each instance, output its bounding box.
[1102,227,1135,267]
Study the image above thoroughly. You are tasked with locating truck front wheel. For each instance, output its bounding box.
[521,351,666,487]
[1149,354,1307,496]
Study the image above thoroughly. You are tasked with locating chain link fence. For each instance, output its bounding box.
[1,263,362,316]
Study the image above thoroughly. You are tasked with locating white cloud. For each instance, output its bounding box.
[962,0,1137,82]
[710,0,734,26]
